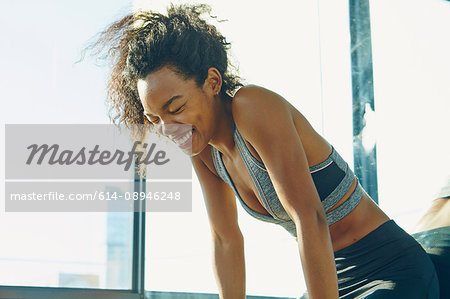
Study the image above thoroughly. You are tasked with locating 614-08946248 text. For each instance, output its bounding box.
[8,191,182,201]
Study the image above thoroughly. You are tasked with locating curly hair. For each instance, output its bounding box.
[84,3,242,130]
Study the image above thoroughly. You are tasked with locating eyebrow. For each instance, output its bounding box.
[145,95,182,117]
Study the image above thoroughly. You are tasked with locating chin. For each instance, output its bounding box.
[187,142,206,157]
[184,151,200,159]
[186,147,199,157]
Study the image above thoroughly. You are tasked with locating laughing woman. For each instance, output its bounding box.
[89,4,440,298]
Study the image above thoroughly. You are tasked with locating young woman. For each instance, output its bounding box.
[89,4,440,298]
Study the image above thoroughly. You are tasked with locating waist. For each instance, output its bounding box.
[329,190,390,252]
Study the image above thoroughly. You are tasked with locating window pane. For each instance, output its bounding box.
[370,0,450,231]
[0,211,133,289]
[0,0,134,289]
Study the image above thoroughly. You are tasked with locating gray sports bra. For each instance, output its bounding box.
[211,119,363,237]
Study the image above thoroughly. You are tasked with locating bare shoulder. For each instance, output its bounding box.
[233,85,292,114]
[232,84,331,166]
[232,85,293,134]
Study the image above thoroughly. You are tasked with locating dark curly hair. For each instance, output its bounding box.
[84,3,242,130]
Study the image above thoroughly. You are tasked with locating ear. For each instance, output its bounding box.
[202,67,223,95]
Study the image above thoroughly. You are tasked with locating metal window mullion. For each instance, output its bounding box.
[349,0,379,203]
[132,162,146,298]
[0,286,141,299]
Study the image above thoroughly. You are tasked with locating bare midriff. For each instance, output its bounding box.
[326,178,390,252]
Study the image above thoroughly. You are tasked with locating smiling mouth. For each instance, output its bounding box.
[172,128,195,145]
[174,131,191,145]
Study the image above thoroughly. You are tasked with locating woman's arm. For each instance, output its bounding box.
[191,152,246,299]
[232,86,339,299]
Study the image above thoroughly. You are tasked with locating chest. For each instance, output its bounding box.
[220,146,271,216]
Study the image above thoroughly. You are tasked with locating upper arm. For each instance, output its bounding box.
[232,86,324,225]
[191,149,243,243]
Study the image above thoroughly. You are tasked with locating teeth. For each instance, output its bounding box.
[174,130,192,145]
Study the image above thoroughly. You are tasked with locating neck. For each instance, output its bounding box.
[208,95,236,160]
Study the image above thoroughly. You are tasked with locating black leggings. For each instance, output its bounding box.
[333,220,439,298]
[412,226,450,299]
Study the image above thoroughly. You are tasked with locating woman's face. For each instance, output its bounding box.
[137,66,219,156]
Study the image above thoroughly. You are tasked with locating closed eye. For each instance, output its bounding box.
[171,105,184,114]
[145,104,184,123]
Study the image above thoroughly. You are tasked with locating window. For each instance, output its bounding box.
[0,0,134,292]
[369,0,450,232]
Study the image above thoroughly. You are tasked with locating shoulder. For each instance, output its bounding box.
[232,84,291,113]
[231,84,294,141]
